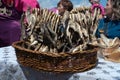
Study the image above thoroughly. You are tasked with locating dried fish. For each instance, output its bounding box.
[20,6,100,53]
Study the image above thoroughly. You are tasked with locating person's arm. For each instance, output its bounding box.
[95,19,104,38]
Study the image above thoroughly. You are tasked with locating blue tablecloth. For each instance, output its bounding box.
[0,46,120,80]
[0,46,27,80]
[69,58,120,80]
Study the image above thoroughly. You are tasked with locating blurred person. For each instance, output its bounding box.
[57,0,73,16]
[0,0,40,47]
[49,0,73,15]
[96,0,120,39]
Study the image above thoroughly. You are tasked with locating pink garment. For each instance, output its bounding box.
[0,0,40,47]
[15,0,40,12]
[49,7,59,14]
[91,3,105,16]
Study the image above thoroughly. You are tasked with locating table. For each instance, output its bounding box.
[0,46,120,80]
[0,46,27,80]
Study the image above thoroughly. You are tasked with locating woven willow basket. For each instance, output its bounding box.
[12,41,98,73]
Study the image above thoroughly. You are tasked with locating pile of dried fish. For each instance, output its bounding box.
[63,6,100,52]
[97,33,120,62]
[20,6,100,54]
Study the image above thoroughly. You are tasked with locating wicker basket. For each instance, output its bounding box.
[12,41,98,73]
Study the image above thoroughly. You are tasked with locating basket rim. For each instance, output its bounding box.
[12,41,98,57]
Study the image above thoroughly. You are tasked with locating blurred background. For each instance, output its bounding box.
[37,0,107,9]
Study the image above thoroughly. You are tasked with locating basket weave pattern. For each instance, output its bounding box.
[12,41,98,73]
